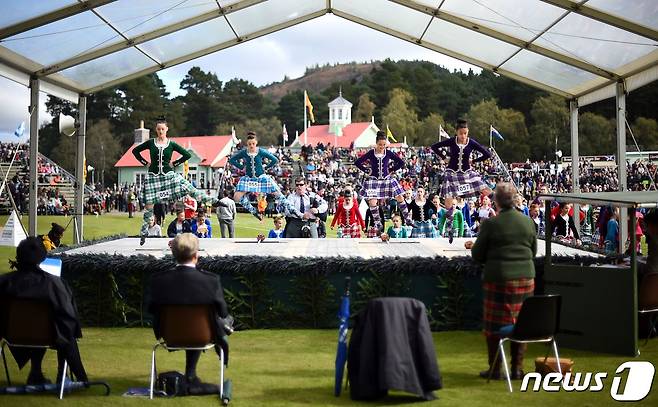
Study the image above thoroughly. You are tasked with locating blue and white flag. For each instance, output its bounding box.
[14,122,25,138]
[490,125,504,141]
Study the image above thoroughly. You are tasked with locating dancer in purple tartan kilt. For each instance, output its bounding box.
[431,119,492,199]
[354,131,413,230]
[227,132,293,223]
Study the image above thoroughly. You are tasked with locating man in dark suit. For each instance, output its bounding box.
[148,233,230,385]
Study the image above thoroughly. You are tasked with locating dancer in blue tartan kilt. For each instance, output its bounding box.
[354,131,413,230]
[431,119,492,199]
[227,132,292,222]
[409,186,438,238]
[132,118,219,245]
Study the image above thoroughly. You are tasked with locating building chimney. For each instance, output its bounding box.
[134,120,150,144]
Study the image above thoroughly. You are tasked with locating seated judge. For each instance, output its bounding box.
[0,237,88,384]
[148,233,231,386]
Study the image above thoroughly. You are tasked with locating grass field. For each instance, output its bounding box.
[1,329,656,406]
[0,211,340,274]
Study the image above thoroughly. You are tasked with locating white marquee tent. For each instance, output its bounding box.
[1,0,657,242]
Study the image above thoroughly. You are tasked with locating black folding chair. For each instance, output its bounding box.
[1,298,69,399]
[488,295,562,392]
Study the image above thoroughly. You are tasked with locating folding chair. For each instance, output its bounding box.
[149,304,226,400]
[488,295,562,392]
[0,298,70,399]
[639,272,658,346]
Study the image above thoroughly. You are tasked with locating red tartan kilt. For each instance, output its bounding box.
[482,278,534,335]
[339,224,361,238]
[366,227,380,238]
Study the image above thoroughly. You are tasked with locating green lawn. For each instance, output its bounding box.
[0,329,655,406]
[0,212,340,274]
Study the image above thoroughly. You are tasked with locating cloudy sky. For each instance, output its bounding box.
[0,13,478,141]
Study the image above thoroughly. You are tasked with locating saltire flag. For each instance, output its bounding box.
[334,276,351,396]
[304,90,315,123]
[231,126,240,145]
[282,124,289,142]
[386,125,397,143]
[439,125,450,140]
[490,125,504,141]
[14,122,25,138]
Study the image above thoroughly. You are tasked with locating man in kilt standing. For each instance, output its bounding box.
[431,119,492,200]
[132,118,219,245]
[465,182,536,380]
[354,131,412,231]
[227,132,292,222]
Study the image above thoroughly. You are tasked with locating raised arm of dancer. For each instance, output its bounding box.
[132,141,150,166]
[388,150,405,173]
[261,148,279,169]
[228,150,245,170]
[354,151,371,174]
[430,138,452,154]
[172,142,192,167]
[471,139,492,162]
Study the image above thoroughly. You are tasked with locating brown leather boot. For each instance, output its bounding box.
[510,342,527,380]
[479,335,503,380]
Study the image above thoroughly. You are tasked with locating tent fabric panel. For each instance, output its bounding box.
[0,0,77,30]
[229,0,326,38]
[53,47,156,90]
[440,0,565,42]
[1,11,120,67]
[139,18,236,63]
[332,0,429,40]
[587,0,658,32]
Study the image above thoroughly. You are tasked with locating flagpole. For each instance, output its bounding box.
[489,125,493,149]
[303,90,308,146]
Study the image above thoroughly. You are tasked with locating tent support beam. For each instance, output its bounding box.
[570,99,580,234]
[74,95,87,244]
[617,81,628,254]
[28,77,39,236]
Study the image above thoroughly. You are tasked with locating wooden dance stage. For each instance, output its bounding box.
[64,237,598,259]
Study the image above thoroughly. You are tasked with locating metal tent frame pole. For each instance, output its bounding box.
[74,95,87,244]
[570,100,580,233]
[28,77,39,236]
[616,82,628,254]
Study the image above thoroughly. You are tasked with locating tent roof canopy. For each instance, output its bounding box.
[539,191,658,208]
[1,0,657,105]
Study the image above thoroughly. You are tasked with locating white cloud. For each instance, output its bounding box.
[0,79,52,142]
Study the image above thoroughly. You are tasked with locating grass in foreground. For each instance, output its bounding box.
[0,329,655,407]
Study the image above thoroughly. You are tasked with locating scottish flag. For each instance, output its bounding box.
[490,125,504,141]
[14,122,25,138]
[334,276,351,396]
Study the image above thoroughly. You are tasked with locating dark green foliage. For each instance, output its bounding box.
[58,239,600,331]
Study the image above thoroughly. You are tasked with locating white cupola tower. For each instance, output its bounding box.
[328,89,352,136]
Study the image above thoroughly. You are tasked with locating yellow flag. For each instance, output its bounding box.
[83,158,87,183]
[386,125,397,143]
[183,160,189,179]
[304,91,315,123]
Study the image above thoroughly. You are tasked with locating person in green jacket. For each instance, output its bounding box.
[385,214,409,238]
[132,117,218,245]
[438,196,464,243]
[464,182,537,381]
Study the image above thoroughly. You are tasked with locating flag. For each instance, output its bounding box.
[231,126,240,145]
[304,90,315,123]
[334,277,351,396]
[13,122,25,138]
[83,158,87,183]
[490,125,504,141]
[439,125,450,140]
[386,125,397,143]
[282,124,289,142]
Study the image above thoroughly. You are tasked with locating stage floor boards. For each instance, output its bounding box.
[64,237,598,259]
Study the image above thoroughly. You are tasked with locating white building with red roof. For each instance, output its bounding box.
[115,122,235,188]
[292,92,379,149]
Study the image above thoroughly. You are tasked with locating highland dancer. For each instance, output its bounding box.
[431,119,492,199]
[354,131,412,231]
[227,132,292,221]
[331,189,365,238]
[133,118,218,245]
